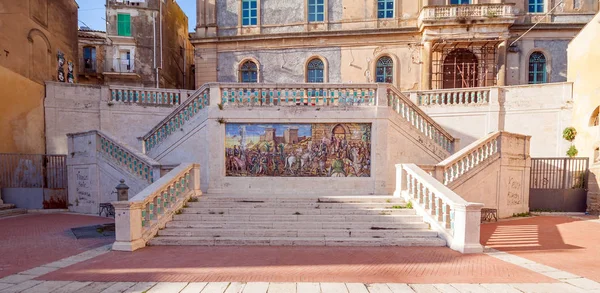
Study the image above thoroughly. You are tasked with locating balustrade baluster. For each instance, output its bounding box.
[435,197,443,222]
[444,203,452,229]
[420,185,426,205]
[428,190,434,211]
[405,173,412,194]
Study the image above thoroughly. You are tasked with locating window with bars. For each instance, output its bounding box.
[528,0,544,13]
[528,52,547,84]
[242,0,257,26]
[240,60,258,83]
[377,0,394,19]
[306,59,325,83]
[450,0,471,4]
[117,13,131,36]
[375,56,393,83]
[308,0,325,22]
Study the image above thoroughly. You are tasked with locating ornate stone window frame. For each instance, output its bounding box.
[373,53,398,85]
[238,57,261,83]
[304,56,328,83]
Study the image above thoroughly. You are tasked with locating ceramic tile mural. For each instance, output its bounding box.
[225,123,371,177]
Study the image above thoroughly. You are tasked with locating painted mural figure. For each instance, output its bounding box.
[57,51,66,82]
[225,123,371,177]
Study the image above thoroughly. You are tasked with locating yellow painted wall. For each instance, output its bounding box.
[0,66,45,154]
[568,12,600,160]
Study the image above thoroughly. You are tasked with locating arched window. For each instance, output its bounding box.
[443,48,478,89]
[528,52,547,84]
[306,58,324,83]
[590,106,600,126]
[375,56,393,83]
[240,60,258,83]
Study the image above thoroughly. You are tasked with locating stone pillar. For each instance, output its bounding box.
[421,41,433,90]
[497,40,508,86]
[450,203,484,254]
[112,201,146,251]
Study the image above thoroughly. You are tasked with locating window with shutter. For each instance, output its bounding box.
[117,13,131,36]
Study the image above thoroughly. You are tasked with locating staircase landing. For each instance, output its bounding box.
[149,195,445,247]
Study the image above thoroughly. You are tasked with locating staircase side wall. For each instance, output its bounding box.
[45,82,177,155]
[67,132,149,214]
[448,134,532,218]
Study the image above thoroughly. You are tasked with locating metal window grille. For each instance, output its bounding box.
[375,56,393,83]
[528,52,547,84]
[240,61,258,83]
[307,59,324,83]
[431,42,498,89]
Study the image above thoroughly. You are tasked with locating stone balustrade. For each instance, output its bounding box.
[414,88,491,106]
[395,163,484,254]
[112,163,201,251]
[220,83,378,107]
[143,85,211,152]
[387,86,456,153]
[96,131,161,184]
[419,4,515,22]
[109,86,194,106]
[437,132,501,185]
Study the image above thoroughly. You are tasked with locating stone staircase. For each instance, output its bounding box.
[148,196,446,247]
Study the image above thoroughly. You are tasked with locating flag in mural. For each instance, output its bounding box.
[225,123,371,177]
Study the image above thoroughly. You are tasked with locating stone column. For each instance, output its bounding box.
[497,40,508,86]
[421,41,433,90]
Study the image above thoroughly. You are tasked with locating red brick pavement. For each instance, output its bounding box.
[0,213,114,278]
[39,245,554,284]
[481,216,600,282]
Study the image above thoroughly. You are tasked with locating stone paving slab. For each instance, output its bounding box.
[0,214,113,278]
[37,246,554,284]
[481,216,600,283]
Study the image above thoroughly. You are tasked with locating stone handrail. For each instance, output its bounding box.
[437,132,501,185]
[142,84,211,152]
[96,130,161,184]
[109,85,194,106]
[413,87,491,106]
[419,4,515,21]
[395,163,483,254]
[386,86,456,153]
[220,83,378,107]
[112,163,201,251]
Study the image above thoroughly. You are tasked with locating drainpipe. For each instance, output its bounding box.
[159,0,163,88]
[153,11,158,88]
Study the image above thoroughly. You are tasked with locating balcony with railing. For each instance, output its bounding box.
[104,58,137,75]
[80,57,99,75]
[418,4,516,28]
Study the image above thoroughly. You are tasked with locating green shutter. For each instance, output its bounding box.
[117,14,131,36]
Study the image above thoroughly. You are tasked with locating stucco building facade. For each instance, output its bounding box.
[0,0,79,154]
[104,0,195,89]
[192,0,597,91]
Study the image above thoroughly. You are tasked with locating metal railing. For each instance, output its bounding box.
[104,58,135,74]
[0,154,67,189]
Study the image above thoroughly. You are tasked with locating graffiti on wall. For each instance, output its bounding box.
[67,60,74,83]
[225,123,372,177]
[57,51,65,82]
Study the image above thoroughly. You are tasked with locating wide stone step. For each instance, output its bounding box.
[157,228,438,238]
[165,221,430,230]
[173,214,424,223]
[196,196,405,204]
[148,236,446,247]
[180,207,415,216]
[186,202,406,209]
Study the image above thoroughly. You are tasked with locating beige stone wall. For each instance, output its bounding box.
[0,0,78,154]
[568,12,600,213]
[0,66,46,154]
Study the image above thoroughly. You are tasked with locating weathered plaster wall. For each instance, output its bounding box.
[218,48,342,83]
[534,40,569,83]
[0,0,78,154]
[216,0,238,36]
[0,66,46,154]
[45,82,178,155]
[569,11,600,213]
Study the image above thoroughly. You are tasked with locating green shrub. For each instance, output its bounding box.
[563,127,577,142]
[566,145,579,158]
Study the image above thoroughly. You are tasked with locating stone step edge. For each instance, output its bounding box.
[149,236,446,246]
[167,221,429,227]
[0,208,27,218]
[159,227,437,234]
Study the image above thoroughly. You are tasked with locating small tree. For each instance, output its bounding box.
[567,145,579,158]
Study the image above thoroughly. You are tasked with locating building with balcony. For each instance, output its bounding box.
[78,28,107,85]
[192,0,597,91]
[105,0,195,89]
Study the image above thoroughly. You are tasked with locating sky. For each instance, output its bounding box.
[77,0,197,32]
